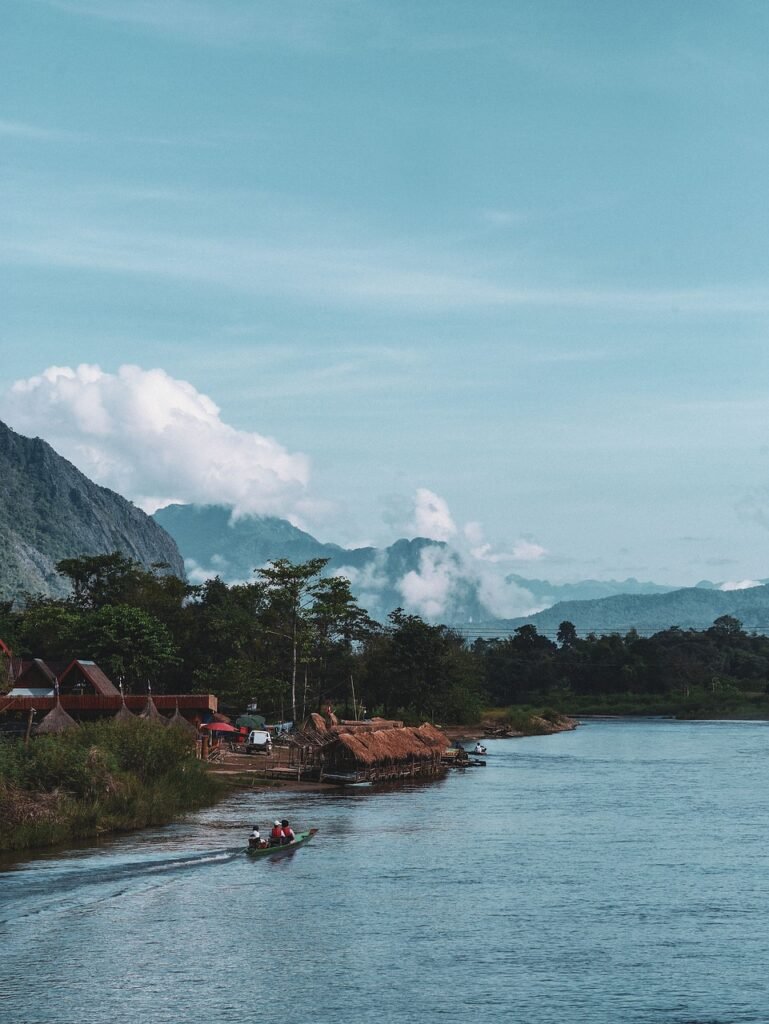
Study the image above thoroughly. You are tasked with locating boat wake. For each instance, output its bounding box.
[0,847,241,922]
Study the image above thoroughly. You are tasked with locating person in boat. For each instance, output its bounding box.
[269,820,284,846]
[249,825,265,849]
[281,819,295,845]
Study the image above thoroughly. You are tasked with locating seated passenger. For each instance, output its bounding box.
[281,819,295,844]
[269,820,284,846]
[248,825,262,849]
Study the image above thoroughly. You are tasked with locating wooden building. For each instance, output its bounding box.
[0,653,216,729]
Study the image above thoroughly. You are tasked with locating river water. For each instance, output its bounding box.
[2,719,769,1024]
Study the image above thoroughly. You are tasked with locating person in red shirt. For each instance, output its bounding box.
[269,820,284,846]
[281,819,295,844]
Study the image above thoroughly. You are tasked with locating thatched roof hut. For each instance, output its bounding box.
[138,696,166,724]
[300,715,449,773]
[113,698,135,724]
[167,704,198,736]
[35,700,79,735]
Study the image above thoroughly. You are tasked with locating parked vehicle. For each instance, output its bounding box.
[245,729,273,754]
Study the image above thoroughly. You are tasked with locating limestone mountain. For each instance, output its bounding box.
[153,503,449,622]
[153,504,687,626]
[0,420,184,602]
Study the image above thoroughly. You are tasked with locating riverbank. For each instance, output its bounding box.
[0,719,221,853]
[443,709,578,741]
[0,710,578,852]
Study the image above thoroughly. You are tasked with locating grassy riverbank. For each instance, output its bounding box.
[0,719,222,852]
[545,689,769,719]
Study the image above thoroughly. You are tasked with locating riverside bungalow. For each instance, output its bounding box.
[0,650,217,728]
[291,714,450,784]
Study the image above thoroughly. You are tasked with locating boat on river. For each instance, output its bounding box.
[246,828,318,858]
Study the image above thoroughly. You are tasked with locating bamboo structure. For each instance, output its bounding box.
[290,715,450,784]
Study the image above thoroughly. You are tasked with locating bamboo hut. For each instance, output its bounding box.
[295,716,450,784]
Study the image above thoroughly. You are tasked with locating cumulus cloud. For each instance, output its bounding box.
[399,546,457,620]
[2,364,309,516]
[411,488,457,541]
[394,491,545,621]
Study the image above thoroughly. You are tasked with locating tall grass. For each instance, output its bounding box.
[0,719,221,852]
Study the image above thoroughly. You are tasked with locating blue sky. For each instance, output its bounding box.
[2,0,769,589]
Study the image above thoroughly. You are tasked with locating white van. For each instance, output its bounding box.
[245,729,273,754]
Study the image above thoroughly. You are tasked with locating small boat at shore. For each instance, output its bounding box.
[473,743,487,755]
[246,828,318,858]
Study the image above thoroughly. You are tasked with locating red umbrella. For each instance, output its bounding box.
[201,721,238,733]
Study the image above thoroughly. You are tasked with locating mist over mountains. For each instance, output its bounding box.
[2,410,764,639]
[153,503,751,632]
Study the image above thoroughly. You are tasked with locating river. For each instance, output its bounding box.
[2,719,769,1024]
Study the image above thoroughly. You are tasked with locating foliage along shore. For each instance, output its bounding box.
[443,708,578,740]
[0,718,221,853]
[4,554,769,731]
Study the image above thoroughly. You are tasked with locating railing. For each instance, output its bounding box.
[0,693,217,714]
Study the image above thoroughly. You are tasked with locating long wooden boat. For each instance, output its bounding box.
[245,828,318,858]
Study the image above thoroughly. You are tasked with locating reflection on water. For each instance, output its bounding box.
[2,720,769,1023]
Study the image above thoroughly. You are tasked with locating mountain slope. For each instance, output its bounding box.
[0,420,184,601]
[153,503,448,621]
[505,573,678,605]
[499,585,769,636]
[154,504,768,634]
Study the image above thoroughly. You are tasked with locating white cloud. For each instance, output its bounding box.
[411,488,456,541]
[394,492,542,620]
[398,547,457,620]
[2,364,310,517]
[720,579,762,591]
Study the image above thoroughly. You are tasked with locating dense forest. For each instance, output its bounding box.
[3,554,769,723]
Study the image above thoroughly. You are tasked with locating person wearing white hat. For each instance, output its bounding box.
[269,820,284,846]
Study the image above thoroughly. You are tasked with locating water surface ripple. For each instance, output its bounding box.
[2,720,768,1023]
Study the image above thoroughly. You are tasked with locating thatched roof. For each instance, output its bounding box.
[113,699,135,724]
[35,700,79,735]
[167,706,198,736]
[338,718,404,732]
[310,712,328,733]
[329,722,449,766]
[138,696,166,724]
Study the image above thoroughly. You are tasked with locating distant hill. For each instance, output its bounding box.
[493,585,769,637]
[154,504,701,628]
[153,503,468,622]
[505,573,678,605]
[0,420,184,602]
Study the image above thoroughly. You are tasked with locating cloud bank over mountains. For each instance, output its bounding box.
[2,363,550,622]
[3,363,310,518]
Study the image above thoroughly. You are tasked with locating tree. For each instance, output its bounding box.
[254,559,328,721]
[79,605,179,690]
[557,620,578,649]
[55,553,149,609]
[307,575,375,718]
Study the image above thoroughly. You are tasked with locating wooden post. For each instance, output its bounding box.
[24,707,35,745]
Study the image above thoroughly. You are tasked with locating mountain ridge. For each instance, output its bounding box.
[0,419,185,602]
